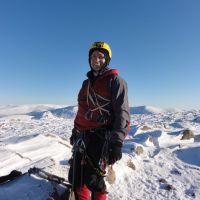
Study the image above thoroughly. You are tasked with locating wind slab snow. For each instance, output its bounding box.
[0,104,200,200]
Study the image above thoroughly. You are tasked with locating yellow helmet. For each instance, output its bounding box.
[89,41,112,59]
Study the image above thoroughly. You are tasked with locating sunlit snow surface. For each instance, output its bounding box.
[0,105,200,200]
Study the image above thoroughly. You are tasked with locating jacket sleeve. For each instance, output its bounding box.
[110,75,130,145]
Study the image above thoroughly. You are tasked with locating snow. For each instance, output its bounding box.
[130,105,180,115]
[0,105,200,199]
[0,104,66,117]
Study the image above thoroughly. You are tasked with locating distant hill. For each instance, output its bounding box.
[28,105,78,119]
[0,104,182,119]
[0,104,65,117]
[35,105,178,119]
[130,106,180,115]
[48,106,78,118]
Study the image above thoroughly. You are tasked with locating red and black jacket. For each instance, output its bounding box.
[74,68,130,145]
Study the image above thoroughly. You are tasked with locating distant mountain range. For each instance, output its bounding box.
[0,104,182,119]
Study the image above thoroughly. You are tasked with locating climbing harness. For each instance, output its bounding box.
[70,130,110,193]
[85,80,111,124]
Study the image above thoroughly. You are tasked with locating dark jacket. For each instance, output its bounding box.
[74,68,130,145]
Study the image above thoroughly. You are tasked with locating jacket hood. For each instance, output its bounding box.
[87,68,118,80]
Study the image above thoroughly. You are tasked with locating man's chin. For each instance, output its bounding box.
[92,67,102,71]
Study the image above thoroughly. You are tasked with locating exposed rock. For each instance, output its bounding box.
[181,129,194,140]
[140,125,151,131]
[135,146,144,155]
[160,182,176,191]
[159,178,176,191]
[163,123,169,129]
[159,178,167,183]
[0,123,7,129]
[127,159,136,170]
[148,136,153,143]
[165,184,176,191]
[171,168,181,175]
[42,111,55,119]
[144,136,154,147]
[191,193,196,198]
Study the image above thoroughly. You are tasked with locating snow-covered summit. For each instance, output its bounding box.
[29,105,78,119]
[130,105,180,115]
[0,104,65,117]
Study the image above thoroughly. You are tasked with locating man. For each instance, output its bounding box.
[68,41,130,200]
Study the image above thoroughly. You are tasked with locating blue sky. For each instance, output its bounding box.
[0,0,200,109]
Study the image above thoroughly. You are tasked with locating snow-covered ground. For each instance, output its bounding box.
[0,104,200,200]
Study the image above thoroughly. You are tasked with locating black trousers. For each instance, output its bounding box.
[68,131,108,192]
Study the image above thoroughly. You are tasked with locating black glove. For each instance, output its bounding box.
[70,128,80,145]
[108,143,122,165]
